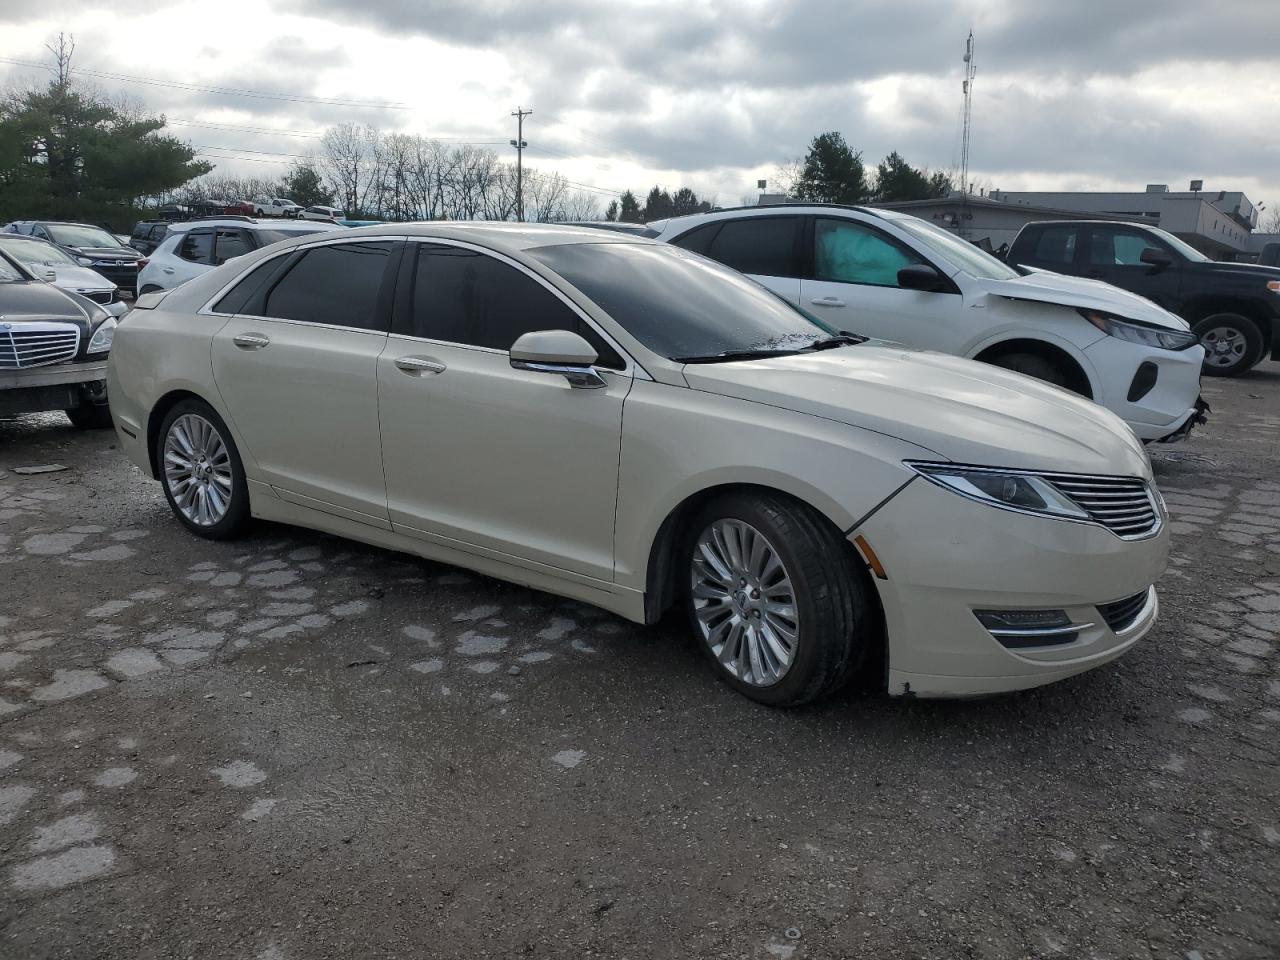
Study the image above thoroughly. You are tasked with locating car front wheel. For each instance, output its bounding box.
[1195,313,1263,377]
[156,399,250,540]
[684,492,872,707]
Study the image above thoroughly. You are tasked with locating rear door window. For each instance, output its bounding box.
[178,230,215,264]
[1030,226,1078,264]
[260,241,394,330]
[703,217,802,277]
[214,229,252,265]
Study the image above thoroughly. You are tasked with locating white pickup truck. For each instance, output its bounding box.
[252,198,303,218]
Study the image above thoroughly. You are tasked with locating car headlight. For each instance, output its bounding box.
[87,317,117,354]
[1079,309,1198,351]
[907,462,1089,520]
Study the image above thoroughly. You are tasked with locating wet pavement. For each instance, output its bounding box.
[1,369,1278,959]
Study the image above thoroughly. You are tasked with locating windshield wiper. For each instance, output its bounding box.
[802,333,867,352]
[674,348,804,364]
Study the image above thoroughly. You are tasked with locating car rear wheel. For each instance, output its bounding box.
[1194,313,1263,377]
[156,399,250,540]
[684,492,871,707]
[66,403,113,430]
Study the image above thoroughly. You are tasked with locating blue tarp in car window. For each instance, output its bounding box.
[815,220,916,286]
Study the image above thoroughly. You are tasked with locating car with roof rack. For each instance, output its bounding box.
[137,217,345,293]
[649,204,1208,443]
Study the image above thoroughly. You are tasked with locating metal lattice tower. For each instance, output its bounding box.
[960,30,976,203]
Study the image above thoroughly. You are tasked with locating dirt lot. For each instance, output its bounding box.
[1,369,1278,960]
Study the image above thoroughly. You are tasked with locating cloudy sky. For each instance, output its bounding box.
[2,0,1278,215]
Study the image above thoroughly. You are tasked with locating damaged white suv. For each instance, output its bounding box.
[649,205,1208,442]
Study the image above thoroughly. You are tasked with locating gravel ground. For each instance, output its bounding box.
[0,370,1278,960]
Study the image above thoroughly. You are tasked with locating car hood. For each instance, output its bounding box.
[1184,260,1280,282]
[982,268,1189,330]
[71,246,141,261]
[682,345,1151,478]
[0,280,93,333]
[46,265,116,292]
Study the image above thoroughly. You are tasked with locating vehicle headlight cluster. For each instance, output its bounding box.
[907,462,1087,520]
[87,317,117,354]
[1078,309,1198,351]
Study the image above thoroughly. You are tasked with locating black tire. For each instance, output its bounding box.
[682,492,873,707]
[987,351,1069,389]
[154,398,251,540]
[1194,312,1264,377]
[66,403,114,430]
[255,208,266,217]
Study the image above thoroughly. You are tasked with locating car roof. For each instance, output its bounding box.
[333,221,657,254]
[166,218,342,233]
[649,203,893,233]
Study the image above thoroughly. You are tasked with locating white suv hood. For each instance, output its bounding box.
[980,268,1190,331]
[683,345,1151,478]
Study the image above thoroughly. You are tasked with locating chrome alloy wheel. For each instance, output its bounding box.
[1201,325,1248,368]
[690,519,799,687]
[163,413,234,526]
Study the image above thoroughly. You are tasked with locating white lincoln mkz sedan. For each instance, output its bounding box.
[107,224,1170,706]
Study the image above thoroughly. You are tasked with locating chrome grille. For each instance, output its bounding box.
[1045,473,1160,539]
[0,322,80,369]
[1098,588,1152,632]
[83,290,116,305]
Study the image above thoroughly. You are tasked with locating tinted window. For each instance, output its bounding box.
[150,224,169,241]
[814,218,922,286]
[407,245,624,368]
[259,242,392,329]
[670,222,720,256]
[704,217,801,277]
[892,216,1020,280]
[527,242,833,361]
[179,230,215,264]
[214,229,251,264]
[1087,229,1159,267]
[44,224,121,248]
[212,256,293,314]
[1031,226,1078,264]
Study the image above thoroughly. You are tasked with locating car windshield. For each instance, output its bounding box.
[254,227,336,245]
[892,216,1021,280]
[0,238,79,267]
[45,224,122,248]
[527,242,837,361]
[0,256,26,282]
[1151,227,1209,262]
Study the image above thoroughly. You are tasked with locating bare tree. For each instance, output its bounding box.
[1263,205,1280,235]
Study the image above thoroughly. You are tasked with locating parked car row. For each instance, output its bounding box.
[647,205,1208,442]
[2,221,145,295]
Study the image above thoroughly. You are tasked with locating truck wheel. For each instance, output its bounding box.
[1194,313,1263,377]
[66,404,114,430]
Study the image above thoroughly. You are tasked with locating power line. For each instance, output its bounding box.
[511,107,532,222]
[0,56,411,110]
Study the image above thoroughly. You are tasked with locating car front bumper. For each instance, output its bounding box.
[1087,339,1206,441]
[86,261,140,293]
[0,359,109,416]
[854,476,1169,698]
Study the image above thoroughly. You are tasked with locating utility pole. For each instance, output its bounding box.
[511,107,532,222]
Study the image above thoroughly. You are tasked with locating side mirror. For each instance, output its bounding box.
[897,263,946,292]
[509,330,605,389]
[1140,247,1173,270]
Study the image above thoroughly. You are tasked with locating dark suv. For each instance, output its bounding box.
[1007,220,1280,376]
[129,220,171,255]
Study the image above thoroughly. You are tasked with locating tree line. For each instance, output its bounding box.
[778,132,954,204]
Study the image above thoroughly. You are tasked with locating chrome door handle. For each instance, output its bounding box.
[809,297,846,307]
[232,333,270,350]
[394,356,447,375]
[163,268,175,274]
